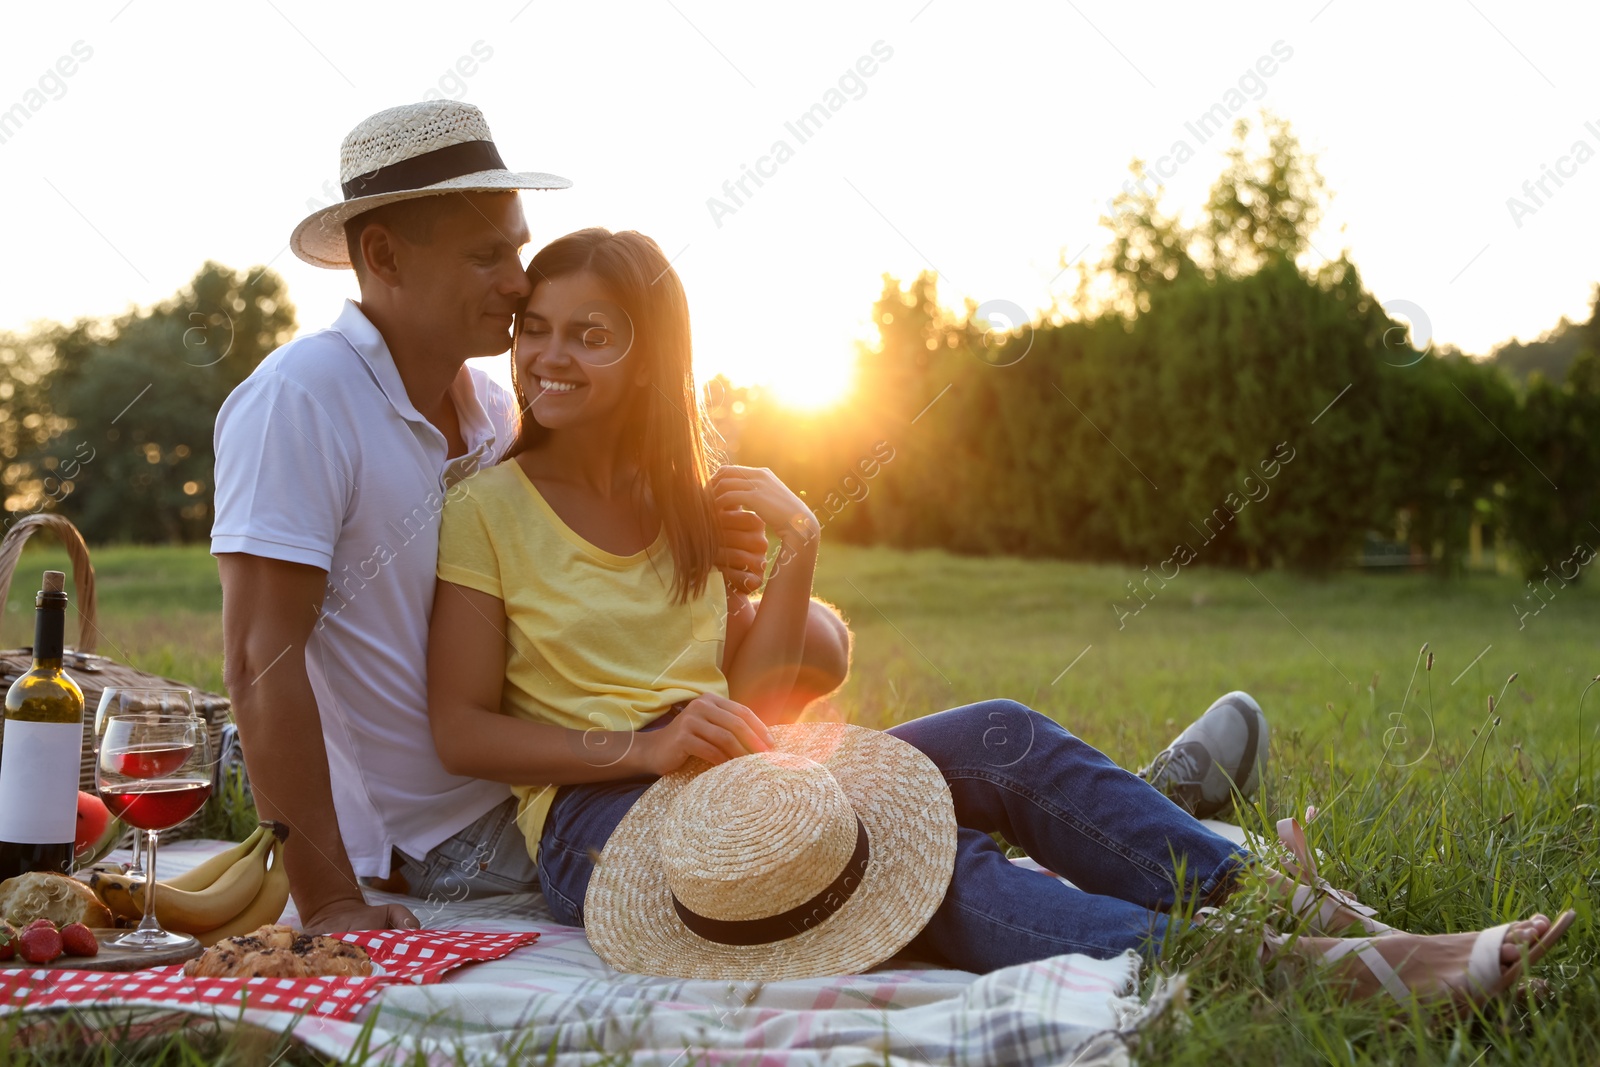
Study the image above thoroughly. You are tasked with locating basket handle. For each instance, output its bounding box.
[0,513,99,655]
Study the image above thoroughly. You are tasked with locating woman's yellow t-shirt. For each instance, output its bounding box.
[434,459,728,865]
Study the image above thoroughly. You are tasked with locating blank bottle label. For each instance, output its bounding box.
[0,719,81,842]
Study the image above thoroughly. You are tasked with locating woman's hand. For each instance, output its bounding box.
[633,694,776,777]
[711,466,820,553]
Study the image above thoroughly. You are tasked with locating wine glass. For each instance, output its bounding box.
[96,700,212,950]
[94,687,192,878]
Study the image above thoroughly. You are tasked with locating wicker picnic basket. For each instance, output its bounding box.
[0,513,233,798]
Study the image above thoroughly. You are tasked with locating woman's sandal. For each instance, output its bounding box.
[1291,909,1577,1018]
[1276,816,1397,938]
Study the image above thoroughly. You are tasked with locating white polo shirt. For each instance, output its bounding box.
[211,299,516,879]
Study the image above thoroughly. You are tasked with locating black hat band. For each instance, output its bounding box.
[341,139,507,200]
[669,816,871,947]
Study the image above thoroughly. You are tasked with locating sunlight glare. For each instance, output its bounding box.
[695,331,860,412]
[755,355,856,411]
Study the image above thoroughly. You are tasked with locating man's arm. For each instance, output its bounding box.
[217,552,418,933]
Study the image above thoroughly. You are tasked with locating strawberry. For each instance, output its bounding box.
[22,918,56,932]
[18,923,64,964]
[0,921,15,961]
[59,923,98,958]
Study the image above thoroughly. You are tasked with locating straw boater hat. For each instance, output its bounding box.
[584,722,958,982]
[290,100,571,269]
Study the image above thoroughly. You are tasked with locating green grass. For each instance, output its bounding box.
[2,543,227,696]
[3,542,1597,1064]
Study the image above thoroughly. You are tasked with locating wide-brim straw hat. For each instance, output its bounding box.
[584,722,958,982]
[290,100,571,269]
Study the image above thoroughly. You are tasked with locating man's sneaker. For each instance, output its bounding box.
[1139,691,1269,819]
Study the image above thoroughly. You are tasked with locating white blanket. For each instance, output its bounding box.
[47,839,1206,1065]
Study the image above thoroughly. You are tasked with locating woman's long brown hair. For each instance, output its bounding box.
[505,227,721,604]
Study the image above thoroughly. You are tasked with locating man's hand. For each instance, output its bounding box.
[715,500,767,594]
[301,899,421,935]
[630,694,775,777]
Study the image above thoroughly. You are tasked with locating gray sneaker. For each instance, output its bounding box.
[1139,691,1269,819]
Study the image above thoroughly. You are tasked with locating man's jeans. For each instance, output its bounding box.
[536,699,1252,973]
[390,795,541,915]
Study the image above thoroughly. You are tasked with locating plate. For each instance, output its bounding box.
[1,928,201,972]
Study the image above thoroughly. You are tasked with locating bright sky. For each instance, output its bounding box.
[2,1,1597,407]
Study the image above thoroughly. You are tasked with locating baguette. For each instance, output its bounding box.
[0,871,113,929]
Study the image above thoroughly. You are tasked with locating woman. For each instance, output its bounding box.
[426,227,1571,1010]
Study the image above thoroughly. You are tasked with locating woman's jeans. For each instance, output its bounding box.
[536,699,1251,973]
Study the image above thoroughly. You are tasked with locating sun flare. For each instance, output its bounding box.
[760,362,857,411]
[698,318,871,412]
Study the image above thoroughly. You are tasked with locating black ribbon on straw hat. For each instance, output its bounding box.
[669,815,871,946]
[341,139,508,199]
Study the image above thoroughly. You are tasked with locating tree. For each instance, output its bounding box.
[730,112,1527,573]
[1200,112,1328,276]
[7,262,294,542]
[1502,343,1600,582]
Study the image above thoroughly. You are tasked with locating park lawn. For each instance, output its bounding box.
[2,543,229,696]
[3,541,1597,1064]
[9,540,1596,760]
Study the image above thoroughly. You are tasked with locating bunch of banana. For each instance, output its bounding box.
[88,821,292,947]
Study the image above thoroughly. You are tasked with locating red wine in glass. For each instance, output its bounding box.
[111,743,195,780]
[95,687,195,880]
[100,779,213,832]
[96,707,209,950]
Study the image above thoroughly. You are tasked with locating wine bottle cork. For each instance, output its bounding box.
[41,570,65,594]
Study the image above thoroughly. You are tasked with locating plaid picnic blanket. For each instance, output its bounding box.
[1,841,1183,1066]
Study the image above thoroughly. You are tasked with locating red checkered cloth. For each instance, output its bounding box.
[0,929,540,1022]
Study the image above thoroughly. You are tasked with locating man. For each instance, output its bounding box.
[212,100,850,932]
[213,99,1263,935]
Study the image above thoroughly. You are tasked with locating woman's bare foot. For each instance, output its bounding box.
[1288,914,1554,1007]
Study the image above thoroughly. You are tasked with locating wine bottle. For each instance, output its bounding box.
[0,571,85,879]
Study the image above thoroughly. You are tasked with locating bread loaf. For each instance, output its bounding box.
[0,872,113,929]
